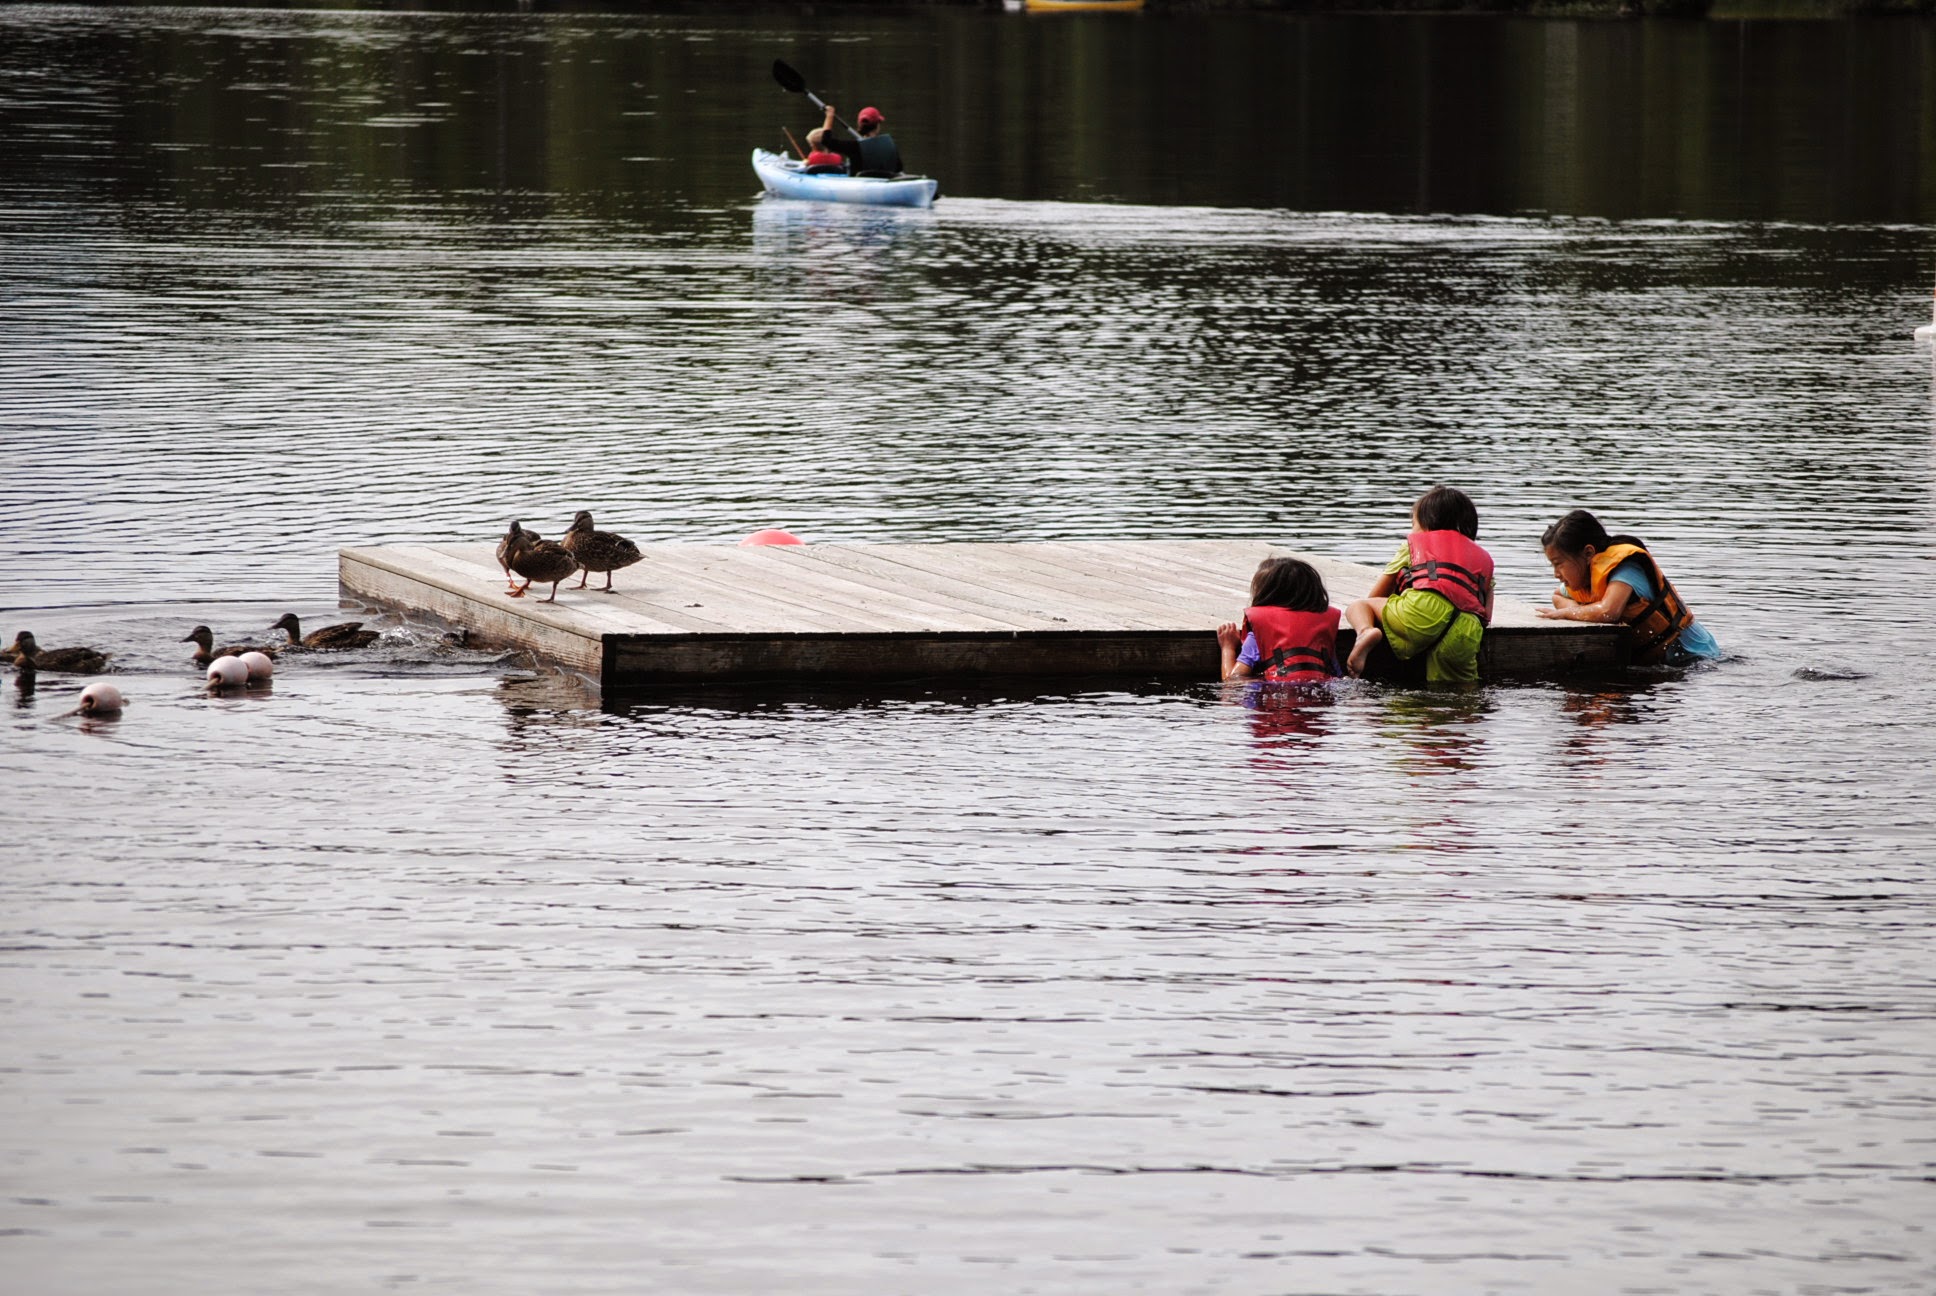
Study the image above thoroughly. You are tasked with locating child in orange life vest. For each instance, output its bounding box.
[1217,556,1340,683]
[802,128,846,175]
[1343,485,1495,684]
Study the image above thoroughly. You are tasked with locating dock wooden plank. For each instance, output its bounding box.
[723,548,1062,631]
[1022,540,1266,609]
[641,545,1025,633]
[809,545,1182,630]
[827,543,1216,629]
[1030,540,1379,610]
[793,545,1149,630]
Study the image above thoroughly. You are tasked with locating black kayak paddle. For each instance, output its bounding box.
[772,59,854,135]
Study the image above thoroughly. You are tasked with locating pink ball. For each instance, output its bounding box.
[738,528,805,547]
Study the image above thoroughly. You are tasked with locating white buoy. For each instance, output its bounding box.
[78,682,125,715]
[239,650,275,681]
[206,655,249,687]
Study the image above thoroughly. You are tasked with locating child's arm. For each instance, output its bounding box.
[1537,581,1633,622]
[1217,622,1254,680]
[1367,570,1398,599]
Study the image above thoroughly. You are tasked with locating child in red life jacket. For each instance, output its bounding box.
[802,128,846,175]
[1217,556,1341,683]
[1344,485,1495,684]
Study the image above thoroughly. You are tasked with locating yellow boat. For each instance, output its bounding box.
[1023,0,1145,11]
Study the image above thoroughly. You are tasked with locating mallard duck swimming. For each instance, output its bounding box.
[496,521,542,593]
[562,510,643,592]
[270,613,380,651]
[503,524,579,603]
[182,625,279,666]
[7,631,110,674]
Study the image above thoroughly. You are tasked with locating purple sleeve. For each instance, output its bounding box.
[1238,633,1262,668]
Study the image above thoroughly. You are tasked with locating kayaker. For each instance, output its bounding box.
[820,103,904,177]
[1535,508,1721,665]
[1217,557,1340,683]
[801,128,846,175]
[1343,485,1495,683]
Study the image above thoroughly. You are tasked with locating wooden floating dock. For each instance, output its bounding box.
[339,539,1623,688]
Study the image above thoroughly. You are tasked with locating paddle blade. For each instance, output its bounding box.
[772,60,806,94]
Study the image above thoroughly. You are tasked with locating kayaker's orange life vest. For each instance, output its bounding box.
[1394,530,1494,623]
[1565,543,1697,666]
[1241,606,1340,683]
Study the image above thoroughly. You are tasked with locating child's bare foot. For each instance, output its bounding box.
[1345,626,1383,677]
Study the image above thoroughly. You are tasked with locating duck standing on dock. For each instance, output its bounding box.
[182,625,279,666]
[503,522,579,602]
[562,510,642,592]
[270,613,380,651]
[6,631,110,674]
[496,521,542,593]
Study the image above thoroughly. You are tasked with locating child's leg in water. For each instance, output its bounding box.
[1344,597,1386,677]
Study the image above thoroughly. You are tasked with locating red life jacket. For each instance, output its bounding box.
[1394,530,1494,623]
[1242,606,1340,683]
[804,150,846,172]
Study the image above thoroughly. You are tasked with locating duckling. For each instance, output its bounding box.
[496,521,543,593]
[562,510,643,592]
[504,524,579,603]
[270,613,380,651]
[78,681,126,715]
[182,625,279,666]
[7,631,110,674]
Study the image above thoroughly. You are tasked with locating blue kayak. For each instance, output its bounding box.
[752,148,940,209]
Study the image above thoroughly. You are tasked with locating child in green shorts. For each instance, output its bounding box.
[1344,485,1496,684]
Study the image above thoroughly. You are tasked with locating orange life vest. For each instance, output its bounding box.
[1394,530,1494,623]
[1242,606,1340,683]
[1566,543,1696,666]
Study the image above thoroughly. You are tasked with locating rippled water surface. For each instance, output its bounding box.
[4,5,1936,1293]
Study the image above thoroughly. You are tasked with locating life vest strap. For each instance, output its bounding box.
[1400,558,1486,600]
[1395,558,1490,624]
[1612,552,1695,664]
[1261,645,1330,676]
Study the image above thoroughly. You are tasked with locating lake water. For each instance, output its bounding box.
[4,5,1935,1293]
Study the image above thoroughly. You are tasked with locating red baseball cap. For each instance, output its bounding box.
[857,106,883,127]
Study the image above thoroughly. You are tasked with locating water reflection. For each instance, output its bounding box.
[5,5,1928,222]
[749,196,937,254]
[1374,687,1494,779]
[1227,679,1338,748]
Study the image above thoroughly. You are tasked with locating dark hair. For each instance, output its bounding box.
[1413,485,1479,539]
[1250,556,1330,613]
[1540,508,1645,556]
